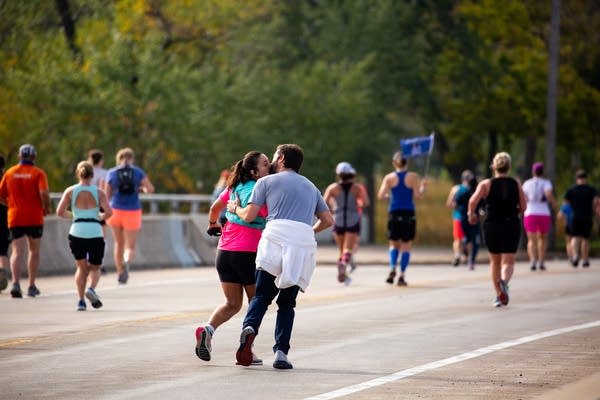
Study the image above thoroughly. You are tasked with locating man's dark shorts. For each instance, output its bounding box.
[571,218,593,239]
[68,235,106,266]
[215,249,257,285]
[10,225,44,240]
[0,205,9,256]
[387,210,416,242]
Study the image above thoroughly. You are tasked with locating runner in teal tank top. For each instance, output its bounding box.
[56,161,112,311]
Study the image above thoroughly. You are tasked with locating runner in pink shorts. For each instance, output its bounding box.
[522,162,556,271]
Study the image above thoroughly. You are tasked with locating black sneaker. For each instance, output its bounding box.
[539,264,546,271]
[118,270,129,284]
[397,276,407,286]
[530,264,537,271]
[10,283,22,298]
[452,257,460,267]
[385,270,396,284]
[27,285,40,297]
[571,258,579,267]
[582,261,590,268]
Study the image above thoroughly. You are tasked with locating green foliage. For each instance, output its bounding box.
[0,0,597,213]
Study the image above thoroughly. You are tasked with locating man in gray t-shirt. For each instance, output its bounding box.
[250,170,330,225]
[227,144,333,369]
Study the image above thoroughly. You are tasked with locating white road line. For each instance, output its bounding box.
[304,320,600,400]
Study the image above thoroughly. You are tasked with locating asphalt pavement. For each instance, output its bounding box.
[1,245,598,400]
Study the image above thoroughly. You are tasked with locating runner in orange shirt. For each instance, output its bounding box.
[0,153,9,292]
[0,144,51,298]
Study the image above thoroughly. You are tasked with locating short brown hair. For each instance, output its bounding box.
[275,144,303,172]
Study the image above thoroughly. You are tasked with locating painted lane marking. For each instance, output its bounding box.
[304,320,600,400]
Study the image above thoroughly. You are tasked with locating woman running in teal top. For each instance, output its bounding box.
[56,161,112,311]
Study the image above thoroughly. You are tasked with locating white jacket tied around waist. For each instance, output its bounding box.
[255,219,317,292]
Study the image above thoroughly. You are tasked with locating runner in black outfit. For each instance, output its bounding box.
[468,152,527,307]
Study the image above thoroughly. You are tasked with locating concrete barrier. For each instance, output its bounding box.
[37,215,218,276]
[31,213,369,276]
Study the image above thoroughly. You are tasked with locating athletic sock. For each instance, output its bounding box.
[400,252,410,273]
[206,324,215,336]
[389,248,399,270]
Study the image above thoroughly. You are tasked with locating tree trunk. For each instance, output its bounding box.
[524,134,537,177]
[487,129,498,178]
[55,0,81,59]
[546,0,561,250]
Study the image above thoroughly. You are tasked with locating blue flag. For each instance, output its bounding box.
[400,133,435,158]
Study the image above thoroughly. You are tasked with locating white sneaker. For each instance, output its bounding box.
[273,350,293,369]
[85,287,103,309]
[251,352,263,366]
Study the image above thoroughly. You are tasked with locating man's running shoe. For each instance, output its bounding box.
[195,326,212,361]
[77,299,87,311]
[385,270,396,284]
[397,276,407,286]
[452,257,460,267]
[530,263,537,271]
[10,283,22,298]
[539,263,546,271]
[493,297,502,308]
[0,268,7,292]
[272,350,293,370]
[498,279,509,306]
[236,326,256,366]
[85,287,103,309]
[582,261,590,268]
[27,285,40,297]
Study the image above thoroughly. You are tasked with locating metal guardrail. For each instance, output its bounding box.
[50,192,214,214]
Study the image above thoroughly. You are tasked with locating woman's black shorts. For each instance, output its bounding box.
[215,249,257,285]
[68,235,106,266]
[483,219,521,254]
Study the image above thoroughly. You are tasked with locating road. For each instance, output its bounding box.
[1,254,599,400]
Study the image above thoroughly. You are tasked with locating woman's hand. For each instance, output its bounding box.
[226,198,240,213]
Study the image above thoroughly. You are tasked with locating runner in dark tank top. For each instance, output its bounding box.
[468,152,526,308]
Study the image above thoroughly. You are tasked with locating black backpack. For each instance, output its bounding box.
[117,165,135,195]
